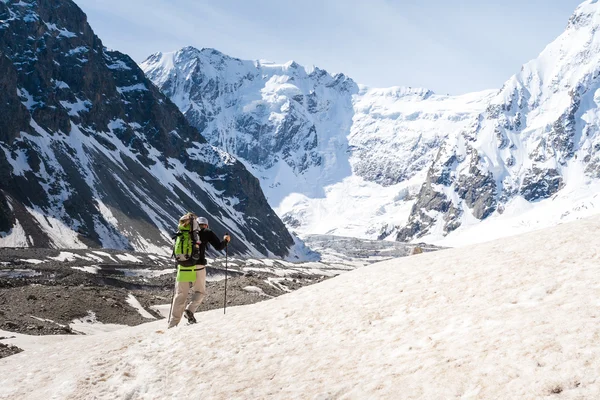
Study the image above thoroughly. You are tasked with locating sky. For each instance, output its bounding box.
[74,0,584,95]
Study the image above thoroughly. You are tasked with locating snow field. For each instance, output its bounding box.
[126,295,156,320]
[2,214,600,398]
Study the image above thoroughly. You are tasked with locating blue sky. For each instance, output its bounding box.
[74,0,584,94]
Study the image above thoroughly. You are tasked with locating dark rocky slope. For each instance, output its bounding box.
[0,0,296,258]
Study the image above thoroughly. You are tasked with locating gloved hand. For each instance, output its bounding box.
[191,242,201,260]
[224,234,231,243]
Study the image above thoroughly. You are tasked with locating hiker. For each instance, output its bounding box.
[168,215,231,328]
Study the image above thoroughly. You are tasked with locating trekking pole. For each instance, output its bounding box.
[167,279,176,326]
[224,234,229,315]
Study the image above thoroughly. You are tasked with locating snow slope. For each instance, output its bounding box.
[279,87,494,239]
[3,214,600,399]
[350,86,495,186]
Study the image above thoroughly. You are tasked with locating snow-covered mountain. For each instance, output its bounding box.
[141,49,358,206]
[0,0,301,258]
[281,87,494,239]
[399,0,600,242]
[3,213,600,399]
[144,0,600,244]
[142,49,493,239]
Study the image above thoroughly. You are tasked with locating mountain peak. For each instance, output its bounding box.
[284,60,300,69]
[568,0,600,29]
[179,45,199,53]
[178,46,229,59]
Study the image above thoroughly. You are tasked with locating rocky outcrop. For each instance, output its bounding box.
[519,168,564,201]
[0,53,29,143]
[455,157,496,220]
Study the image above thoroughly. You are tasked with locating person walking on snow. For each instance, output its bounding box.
[168,216,230,328]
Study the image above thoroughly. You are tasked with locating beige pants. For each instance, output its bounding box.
[168,267,206,328]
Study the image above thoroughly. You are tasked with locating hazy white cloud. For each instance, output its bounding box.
[74,0,583,94]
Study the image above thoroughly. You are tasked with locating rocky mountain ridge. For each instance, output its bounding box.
[0,0,301,258]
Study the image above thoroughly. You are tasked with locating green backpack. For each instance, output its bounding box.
[172,213,200,281]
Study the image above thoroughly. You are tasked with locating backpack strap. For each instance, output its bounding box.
[171,231,182,259]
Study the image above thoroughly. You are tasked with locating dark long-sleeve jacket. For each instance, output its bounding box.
[195,228,227,266]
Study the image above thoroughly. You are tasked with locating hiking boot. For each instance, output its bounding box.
[184,309,197,324]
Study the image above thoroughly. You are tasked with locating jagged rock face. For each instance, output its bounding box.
[0,0,295,257]
[0,53,30,143]
[399,0,600,241]
[142,49,359,204]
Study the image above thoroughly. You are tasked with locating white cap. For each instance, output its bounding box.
[196,217,209,225]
